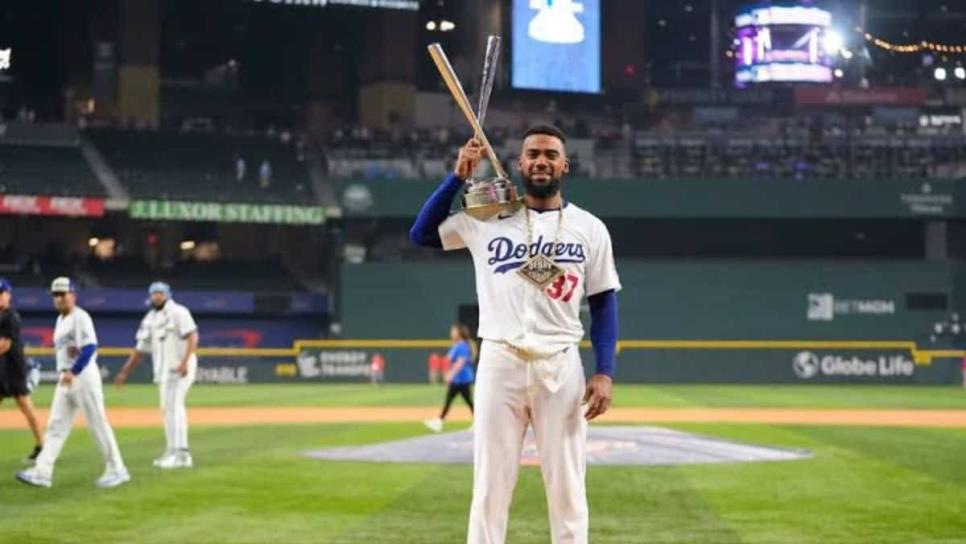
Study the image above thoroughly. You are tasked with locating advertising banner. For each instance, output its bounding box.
[129,200,325,225]
[0,195,105,217]
[794,87,928,106]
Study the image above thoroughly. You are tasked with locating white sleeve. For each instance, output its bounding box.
[438,213,479,251]
[135,314,151,353]
[77,311,98,346]
[175,306,198,337]
[584,220,621,296]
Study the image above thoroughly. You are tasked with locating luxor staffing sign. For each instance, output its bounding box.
[130,200,326,225]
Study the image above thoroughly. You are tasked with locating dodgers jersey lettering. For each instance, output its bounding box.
[54,307,98,372]
[439,203,621,357]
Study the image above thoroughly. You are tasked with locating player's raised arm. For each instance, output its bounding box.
[408,138,483,248]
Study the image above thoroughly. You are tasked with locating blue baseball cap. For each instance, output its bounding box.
[148,281,172,297]
[0,278,11,292]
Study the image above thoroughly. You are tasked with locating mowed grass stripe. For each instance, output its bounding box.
[10,384,966,410]
[1,422,965,543]
[671,424,966,543]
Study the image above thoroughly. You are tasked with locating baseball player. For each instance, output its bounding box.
[115,282,198,469]
[0,278,45,463]
[16,277,130,488]
[409,125,620,544]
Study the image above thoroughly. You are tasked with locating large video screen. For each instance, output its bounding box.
[734,5,834,86]
[512,0,600,94]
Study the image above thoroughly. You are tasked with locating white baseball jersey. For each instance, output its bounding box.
[135,300,198,383]
[439,203,620,357]
[53,306,98,372]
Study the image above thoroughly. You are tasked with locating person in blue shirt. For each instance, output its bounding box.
[424,323,476,433]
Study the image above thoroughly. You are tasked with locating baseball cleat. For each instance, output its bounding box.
[15,468,52,488]
[152,452,173,467]
[22,445,42,465]
[423,418,443,433]
[96,470,131,489]
[177,452,193,469]
[158,451,192,469]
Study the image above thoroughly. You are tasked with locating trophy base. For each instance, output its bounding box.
[462,178,522,220]
[464,199,522,220]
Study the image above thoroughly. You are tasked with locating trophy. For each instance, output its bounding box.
[428,37,521,220]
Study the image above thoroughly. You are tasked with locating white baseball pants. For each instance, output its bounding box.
[468,340,588,544]
[34,363,126,478]
[159,355,196,452]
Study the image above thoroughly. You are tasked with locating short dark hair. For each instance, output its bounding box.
[522,124,566,144]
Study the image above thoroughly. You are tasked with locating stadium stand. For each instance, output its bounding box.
[0,143,104,197]
[88,129,313,203]
[86,256,304,292]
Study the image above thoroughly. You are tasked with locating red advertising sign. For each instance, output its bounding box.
[794,88,927,107]
[0,195,105,217]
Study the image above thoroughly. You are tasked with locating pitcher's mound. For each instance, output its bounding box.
[303,426,811,466]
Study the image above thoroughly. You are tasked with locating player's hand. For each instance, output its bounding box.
[176,361,189,377]
[582,374,613,421]
[114,369,128,389]
[59,371,75,388]
[454,138,485,180]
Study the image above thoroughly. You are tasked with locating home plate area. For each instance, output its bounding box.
[303,426,812,466]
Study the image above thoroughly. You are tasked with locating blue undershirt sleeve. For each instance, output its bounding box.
[71,343,97,375]
[409,173,465,248]
[588,289,618,377]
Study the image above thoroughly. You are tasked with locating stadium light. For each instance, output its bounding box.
[955,67,966,80]
[180,240,196,251]
[88,237,99,247]
[833,68,844,78]
[425,21,436,31]
[935,67,948,81]
[439,20,455,32]
[823,30,843,55]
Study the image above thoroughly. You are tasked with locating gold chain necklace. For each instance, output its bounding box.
[516,205,566,288]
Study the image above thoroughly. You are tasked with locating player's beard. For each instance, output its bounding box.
[521,170,562,199]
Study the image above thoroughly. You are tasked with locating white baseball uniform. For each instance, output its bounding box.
[136,300,198,455]
[34,306,126,479]
[439,203,621,544]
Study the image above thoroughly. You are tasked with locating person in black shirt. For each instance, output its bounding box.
[0,278,44,463]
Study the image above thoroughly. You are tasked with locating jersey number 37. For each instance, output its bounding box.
[546,273,580,302]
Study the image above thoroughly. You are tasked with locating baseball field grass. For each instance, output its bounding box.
[0,384,964,543]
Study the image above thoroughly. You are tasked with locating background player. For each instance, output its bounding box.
[16,277,129,488]
[115,281,198,469]
[424,323,476,432]
[0,278,44,463]
[409,125,620,544]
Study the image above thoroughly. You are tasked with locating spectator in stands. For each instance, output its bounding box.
[259,160,272,189]
[235,155,246,182]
